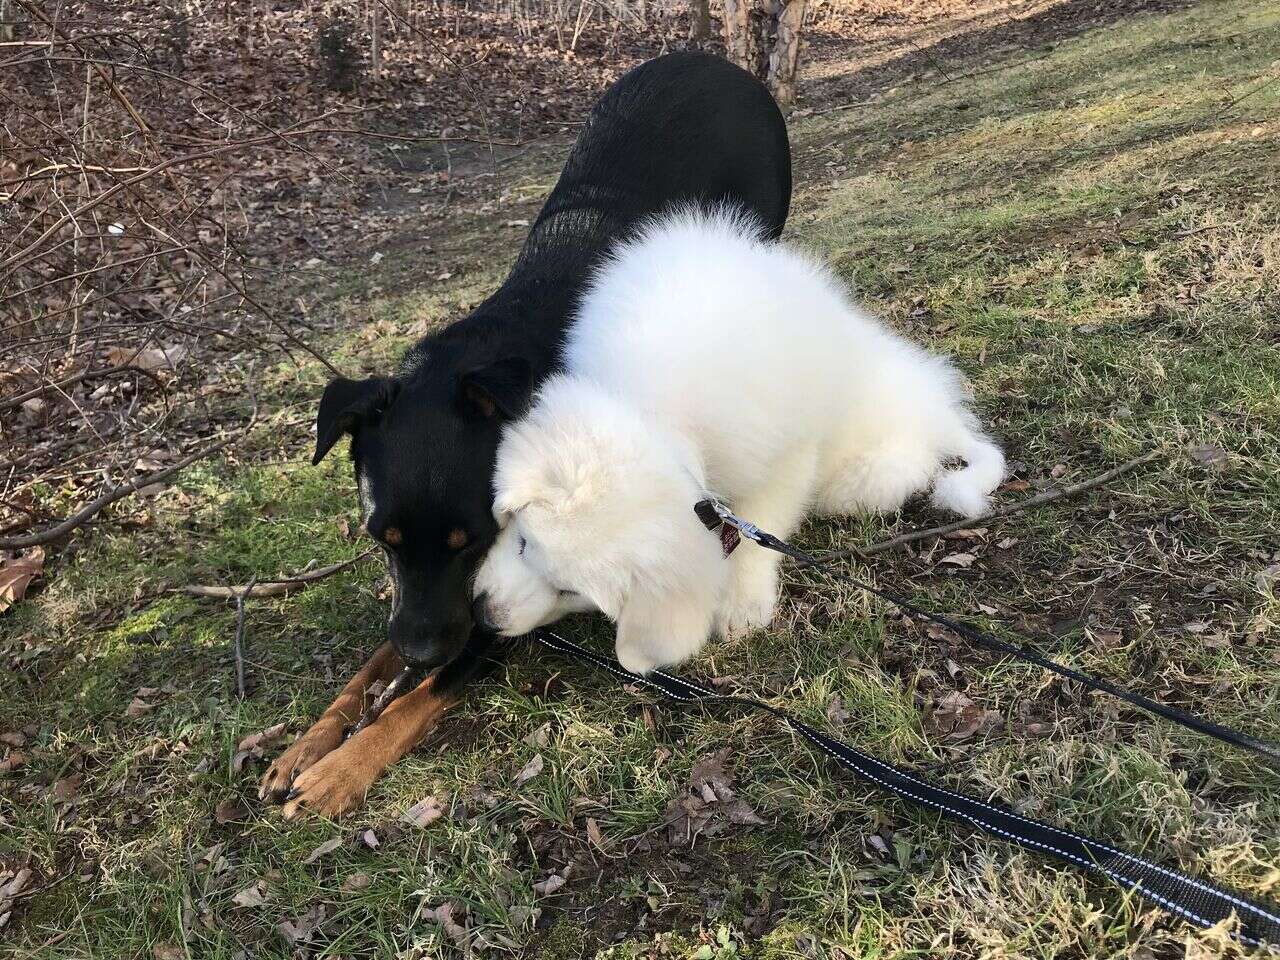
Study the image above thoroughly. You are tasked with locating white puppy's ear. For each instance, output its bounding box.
[614,580,717,675]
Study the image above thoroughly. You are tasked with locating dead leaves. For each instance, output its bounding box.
[0,548,45,615]
[401,795,446,829]
[1186,442,1228,471]
[926,690,999,743]
[105,343,189,377]
[513,753,544,785]
[278,903,327,947]
[664,749,766,844]
[302,837,344,864]
[214,797,250,825]
[232,879,271,908]
[232,722,288,772]
[0,865,34,931]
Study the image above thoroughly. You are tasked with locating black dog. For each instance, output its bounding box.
[262,52,791,818]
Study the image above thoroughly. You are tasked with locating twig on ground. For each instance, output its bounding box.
[347,664,425,739]
[180,548,378,599]
[855,448,1165,558]
[0,398,260,550]
[806,99,876,117]
[233,576,258,699]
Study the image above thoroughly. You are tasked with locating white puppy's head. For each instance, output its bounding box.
[473,377,728,674]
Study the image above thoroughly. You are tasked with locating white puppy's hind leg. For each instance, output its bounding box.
[714,448,817,638]
[817,442,937,517]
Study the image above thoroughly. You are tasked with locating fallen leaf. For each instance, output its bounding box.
[1187,443,1228,470]
[939,552,976,568]
[0,750,26,773]
[278,904,326,945]
[359,828,379,849]
[826,697,853,728]
[214,797,249,824]
[152,944,184,960]
[51,775,81,803]
[688,749,734,800]
[0,548,45,614]
[402,796,446,828]
[232,880,270,908]
[513,753,544,785]
[523,723,551,748]
[585,817,606,852]
[232,722,288,771]
[302,837,343,863]
[926,690,993,743]
[533,873,566,895]
[0,732,25,748]
[722,798,766,826]
[1255,563,1280,594]
[424,902,467,944]
[341,871,371,893]
[124,697,154,718]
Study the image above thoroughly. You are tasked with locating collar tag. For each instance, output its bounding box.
[694,498,741,557]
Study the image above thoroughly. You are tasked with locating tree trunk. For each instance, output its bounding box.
[721,0,768,80]
[721,0,806,114]
[767,0,807,113]
[688,0,710,41]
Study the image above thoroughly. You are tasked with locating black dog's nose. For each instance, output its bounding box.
[471,593,495,633]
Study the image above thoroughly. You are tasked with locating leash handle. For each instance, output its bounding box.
[694,499,1280,770]
[533,630,1280,952]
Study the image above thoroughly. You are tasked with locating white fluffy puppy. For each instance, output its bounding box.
[473,208,1004,674]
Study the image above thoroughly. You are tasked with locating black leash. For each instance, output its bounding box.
[693,499,1280,770]
[532,628,1280,951]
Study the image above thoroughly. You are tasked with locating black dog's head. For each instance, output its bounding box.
[313,356,532,668]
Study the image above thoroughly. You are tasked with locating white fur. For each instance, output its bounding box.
[473,208,1005,674]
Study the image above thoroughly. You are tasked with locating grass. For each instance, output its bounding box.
[4,0,1280,955]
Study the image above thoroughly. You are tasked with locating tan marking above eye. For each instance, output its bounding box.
[447,528,468,550]
[383,526,403,546]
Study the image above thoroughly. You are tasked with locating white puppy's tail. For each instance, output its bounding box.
[931,432,1006,519]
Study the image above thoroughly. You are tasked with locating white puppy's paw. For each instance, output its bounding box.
[616,639,662,676]
[715,562,778,637]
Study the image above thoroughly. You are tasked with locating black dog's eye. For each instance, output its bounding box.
[518,535,527,557]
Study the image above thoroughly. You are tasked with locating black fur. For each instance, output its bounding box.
[315,52,791,668]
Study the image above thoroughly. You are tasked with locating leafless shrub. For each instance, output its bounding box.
[0,0,336,549]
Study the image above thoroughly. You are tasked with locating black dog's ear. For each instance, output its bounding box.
[313,376,396,465]
[458,357,532,421]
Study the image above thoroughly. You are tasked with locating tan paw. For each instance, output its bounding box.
[280,744,377,820]
[258,720,343,803]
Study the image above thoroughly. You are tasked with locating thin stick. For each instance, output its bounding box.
[346,664,424,739]
[856,448,1165,559]
[234,576,258,699]
[0,404,258,550]
[180,549,377,599]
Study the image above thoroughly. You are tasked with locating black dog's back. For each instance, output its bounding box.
[531,52,791,249]
[431,52,793,380]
